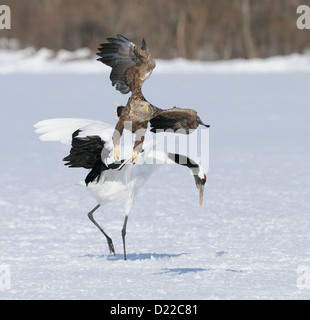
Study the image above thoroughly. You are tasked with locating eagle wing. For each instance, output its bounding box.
[150,107,209,134]
[97,34,156,94]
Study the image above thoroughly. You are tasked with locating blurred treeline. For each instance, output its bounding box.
[2,0,310,60]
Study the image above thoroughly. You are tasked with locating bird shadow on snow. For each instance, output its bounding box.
[83,252,187,261]
[82,251,245,273]
[157,267,244,275]
[158,267,208,275]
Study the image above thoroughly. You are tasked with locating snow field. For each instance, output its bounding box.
[0,65,310,299]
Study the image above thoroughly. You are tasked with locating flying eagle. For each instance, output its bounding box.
[97,34,209,163]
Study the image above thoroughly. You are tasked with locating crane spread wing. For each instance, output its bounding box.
[34,118,114,145]
[150,107,209,134]
[97,34,155,94]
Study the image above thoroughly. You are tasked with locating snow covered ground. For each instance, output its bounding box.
[2,46,310,74]
[1,50,310,299]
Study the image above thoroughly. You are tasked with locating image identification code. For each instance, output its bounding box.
[110,304,197,317]
[154,304,197,315]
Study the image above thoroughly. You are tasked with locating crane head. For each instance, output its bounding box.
[195,170,207,206]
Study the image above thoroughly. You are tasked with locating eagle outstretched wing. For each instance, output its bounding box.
[150,107,210,134]
[114,104,210,134]
[97,34,156,95]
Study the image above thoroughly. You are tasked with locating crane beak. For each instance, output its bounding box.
[199,184,204,206]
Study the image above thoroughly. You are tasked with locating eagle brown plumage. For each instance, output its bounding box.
[97,34,209,162]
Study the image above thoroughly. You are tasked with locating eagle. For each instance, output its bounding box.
[97,34,209,163]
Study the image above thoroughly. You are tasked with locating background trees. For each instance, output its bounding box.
[2,0,309,60]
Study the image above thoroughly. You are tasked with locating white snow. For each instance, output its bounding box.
[2,46,310,74]
[1,50,310,300]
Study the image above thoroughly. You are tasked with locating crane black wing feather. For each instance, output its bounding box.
[63,130,105,169]
[63,130,108,185]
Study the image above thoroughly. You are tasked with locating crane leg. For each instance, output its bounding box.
[121,215,129,260]
[87,204,115,255]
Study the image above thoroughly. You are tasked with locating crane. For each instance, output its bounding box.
[34,118,207,260]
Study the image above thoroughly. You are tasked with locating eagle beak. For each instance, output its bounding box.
[143,104,149,113]
[199,184,204,206]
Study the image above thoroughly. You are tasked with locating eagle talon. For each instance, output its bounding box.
[131,151,139,164]
[114,145,120,160]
